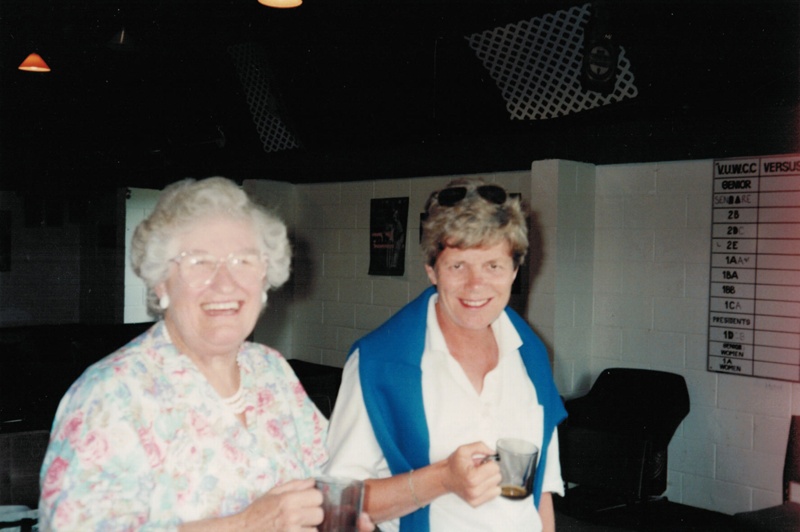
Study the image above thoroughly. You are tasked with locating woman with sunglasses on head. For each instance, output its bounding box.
[326,178,566,532]
[39,177,374,531]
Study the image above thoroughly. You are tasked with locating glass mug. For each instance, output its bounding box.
[315,475,364,532]
[495,438,539,500]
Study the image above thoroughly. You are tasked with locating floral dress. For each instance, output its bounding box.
[38,321,327,531]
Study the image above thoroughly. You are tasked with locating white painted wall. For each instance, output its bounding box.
[124,188,161,324]
[589,159,796,515]
[245,179,298,358]
[526,160,597,397]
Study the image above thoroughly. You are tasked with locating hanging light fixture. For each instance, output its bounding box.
[18,52,51,72]
[258,0,302,8]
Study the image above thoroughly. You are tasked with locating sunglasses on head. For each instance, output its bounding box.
[435,185,507,207]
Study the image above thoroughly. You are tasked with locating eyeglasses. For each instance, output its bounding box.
[170,251,268,289]
[435,185,507,207]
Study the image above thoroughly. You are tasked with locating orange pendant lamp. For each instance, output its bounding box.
[258,0,302,7]
[18,53,51,72]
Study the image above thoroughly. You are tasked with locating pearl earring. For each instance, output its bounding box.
[159,294,170,310]
[261,291,268,305]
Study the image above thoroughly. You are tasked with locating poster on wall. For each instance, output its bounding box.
[369,197,408,276]
[708,154,800,382]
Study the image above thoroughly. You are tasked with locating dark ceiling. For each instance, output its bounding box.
[1,0,799,192]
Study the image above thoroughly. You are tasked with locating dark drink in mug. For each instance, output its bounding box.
[316,475,364,532]
[500,484,529,499]
[496,438,538,500]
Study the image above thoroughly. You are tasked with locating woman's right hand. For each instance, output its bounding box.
[441,441,502,507]
[241,478,324,531]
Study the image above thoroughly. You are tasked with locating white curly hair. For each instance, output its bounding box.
[130,177,291,318]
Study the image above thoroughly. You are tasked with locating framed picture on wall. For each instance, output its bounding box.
[369,197,408,276]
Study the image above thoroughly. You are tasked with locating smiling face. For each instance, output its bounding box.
[425,240,518,335]
[155,215,267,360]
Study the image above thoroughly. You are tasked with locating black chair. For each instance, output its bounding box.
[0,430,49,531]
[734,415,800,531]
[558,368,690,515]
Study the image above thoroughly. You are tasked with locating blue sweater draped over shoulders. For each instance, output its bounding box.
[350,286,567,532]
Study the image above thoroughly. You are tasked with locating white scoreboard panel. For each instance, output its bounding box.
[709,154,800,382]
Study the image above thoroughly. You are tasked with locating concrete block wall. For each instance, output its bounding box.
[589,159,800,514]
[528,160,597,398]
[246,179,298,359]
[243,158,800,515]
[276,172,531,368]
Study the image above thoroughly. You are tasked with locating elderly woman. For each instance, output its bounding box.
[325,178,567,531]
[39,177,366,531]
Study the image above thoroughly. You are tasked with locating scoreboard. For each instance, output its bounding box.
[709,154,800,381]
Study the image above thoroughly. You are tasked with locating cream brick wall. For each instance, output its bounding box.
[238,158,800,516]
[591,159,800,514]
[259,173,533,367]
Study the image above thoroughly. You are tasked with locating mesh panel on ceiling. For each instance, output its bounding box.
[228,43,300,153]
[465,3,638,120]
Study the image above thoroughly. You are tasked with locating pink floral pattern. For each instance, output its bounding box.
[38,322,327,531]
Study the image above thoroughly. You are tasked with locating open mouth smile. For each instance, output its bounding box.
[461,298,490,308]
[201,301,241,312]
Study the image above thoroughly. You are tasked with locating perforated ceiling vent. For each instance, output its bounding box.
[465,3,638,120]
[228,43,300,153]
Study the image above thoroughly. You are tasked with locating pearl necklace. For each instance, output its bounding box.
[161,324,248,415]
[221,381,247,414]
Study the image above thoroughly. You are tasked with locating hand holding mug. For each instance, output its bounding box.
[443,441,502,507]
[244,478,324,531]
[315,475,366,532]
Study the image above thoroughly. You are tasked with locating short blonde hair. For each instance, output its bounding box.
[421,178,528,268]
[130,177,291,318]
